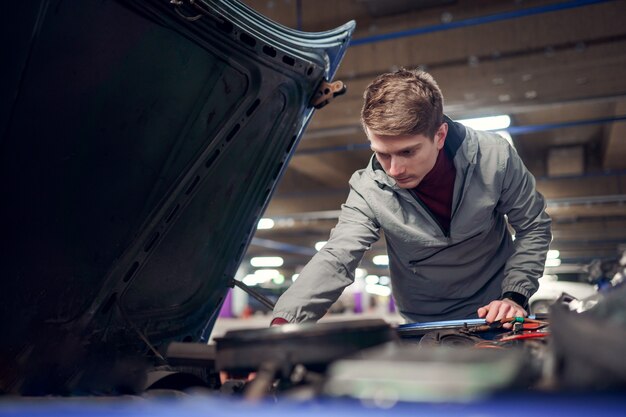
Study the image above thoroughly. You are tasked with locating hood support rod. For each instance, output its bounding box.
[230,278,277,311]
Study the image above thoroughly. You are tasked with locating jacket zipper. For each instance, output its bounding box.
[408,189,449,238]
[409,230,483,266]
[451,161,475,220]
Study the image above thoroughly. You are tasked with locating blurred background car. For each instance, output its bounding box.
[529,264,596,314]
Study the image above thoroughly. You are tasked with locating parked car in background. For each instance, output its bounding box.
[529,264,596,314]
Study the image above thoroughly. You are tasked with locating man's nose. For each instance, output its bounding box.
[388,157,405,177]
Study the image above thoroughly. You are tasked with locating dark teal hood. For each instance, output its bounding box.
[0,0,354,393]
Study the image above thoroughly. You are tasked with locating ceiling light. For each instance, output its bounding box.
[272,275,285,285]
[458,115,511,131]
[365,284,392,297]
[355,268,367,279]
[546,258,562,267]
[250,257,283,267]
[372,255,389,266]
[243,270,280,286]
[243,274,258,286]
[254,269,280,279]
[315,241,327,251]
[365,275,379,285]
[292,273,299,282]
[257,218,275,230]
[547,249,560,259]
[379,275,391,286]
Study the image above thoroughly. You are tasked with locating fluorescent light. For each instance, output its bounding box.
[315,241,328,251]
[365,275,379,285]
[546,258,562,267]
[365,284,392,297]
[257,218,275,230]
[372,255,389,266]
[291,273,299,282]
[272,275,285,285]
[243,269,281,285]
[547,249,560,259]
[458,115,511,131]
[254,269,281,283]
[355,268,367,279]
[242,274,258,286]
[250,256,283,267]
[253,269,280,279]
[379,275,391,286]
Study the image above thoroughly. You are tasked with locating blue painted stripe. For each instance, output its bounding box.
[507,114,626,135]
[350,0,614,46]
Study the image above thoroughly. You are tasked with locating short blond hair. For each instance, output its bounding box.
[361,68,444,138]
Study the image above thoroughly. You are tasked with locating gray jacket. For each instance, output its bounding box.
[273,118,552,323]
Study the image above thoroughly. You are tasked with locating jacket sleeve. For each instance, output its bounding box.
[497,144,552,300]
[272,184,380,323]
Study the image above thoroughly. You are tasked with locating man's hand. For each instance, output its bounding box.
[477,298,527,328]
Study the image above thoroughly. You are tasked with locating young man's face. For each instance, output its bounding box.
[368,123,448,189]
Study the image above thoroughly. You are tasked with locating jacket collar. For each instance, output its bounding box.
[443,115,464,159]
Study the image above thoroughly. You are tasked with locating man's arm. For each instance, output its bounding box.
[479,141,552,322]
[272,185,380,323]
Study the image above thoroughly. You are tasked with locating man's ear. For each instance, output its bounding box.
[435,123,448,150]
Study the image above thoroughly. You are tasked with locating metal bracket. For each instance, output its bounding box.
[310,79,347,109]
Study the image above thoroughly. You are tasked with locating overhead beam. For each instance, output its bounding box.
[299,116,626,156]
[349,0,614,46]
[536,173,626,199]
[286,153,363,188]
[337,1,626,80]
[312,42,626,130]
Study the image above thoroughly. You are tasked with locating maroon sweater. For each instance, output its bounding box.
[412,148,456,235]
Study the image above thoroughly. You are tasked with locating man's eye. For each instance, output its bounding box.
[377,153,390,159]
[402,150,413,156]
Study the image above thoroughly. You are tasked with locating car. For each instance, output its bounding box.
[1,0,354,395]
[529,265,596,314]
[2,0,626,412]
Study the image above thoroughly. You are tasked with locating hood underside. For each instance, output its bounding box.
[0,0,354,393]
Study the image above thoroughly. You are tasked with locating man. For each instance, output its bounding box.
[272,69,551,325]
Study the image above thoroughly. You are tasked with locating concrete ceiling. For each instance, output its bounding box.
[242,0,626,277]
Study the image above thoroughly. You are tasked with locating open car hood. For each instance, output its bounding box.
[0,0,354,393]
